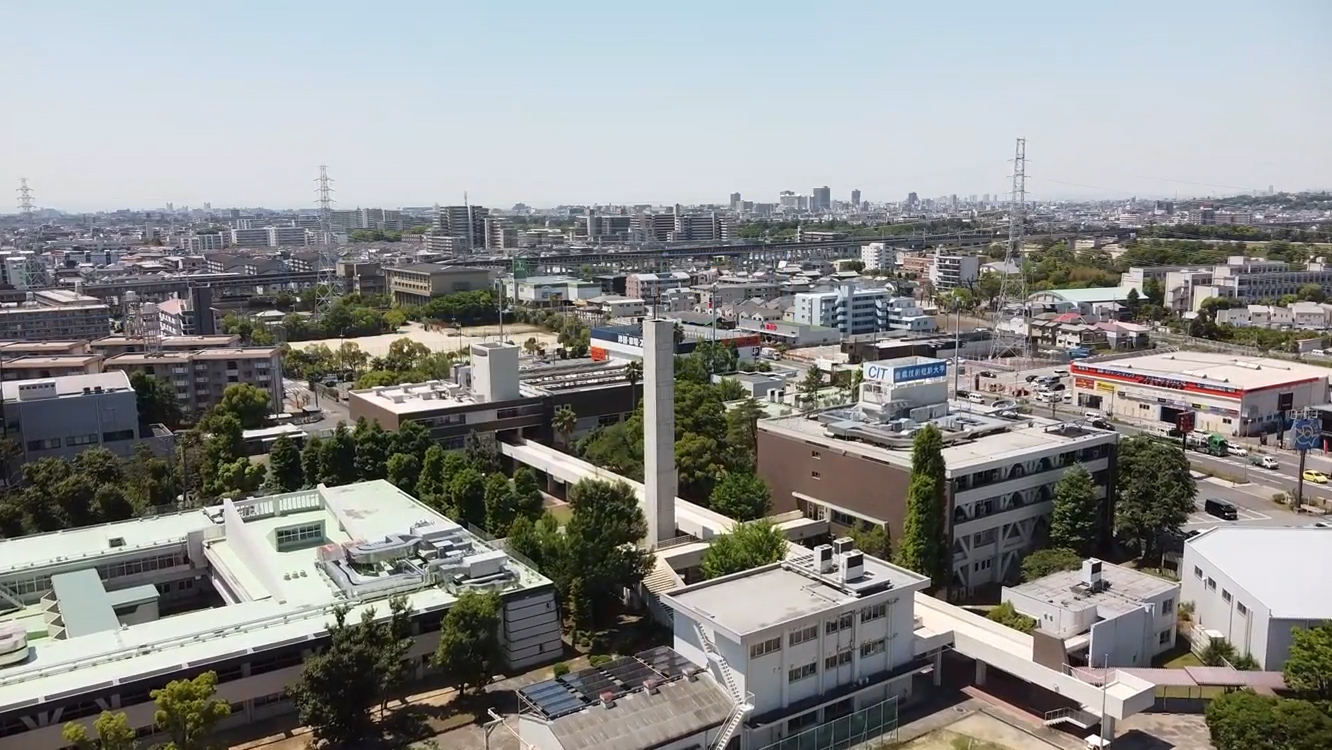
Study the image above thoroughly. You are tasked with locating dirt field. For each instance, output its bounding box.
[287,322,560,358]
[899,712,1065,750]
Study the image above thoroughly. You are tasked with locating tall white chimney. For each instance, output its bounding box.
[643,319,677,546]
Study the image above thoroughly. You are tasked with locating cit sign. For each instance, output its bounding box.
[1293,418,1320,451]
[864,360,947,384]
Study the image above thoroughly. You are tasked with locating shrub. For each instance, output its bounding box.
[552,662,570,677]
[588,654,613,668]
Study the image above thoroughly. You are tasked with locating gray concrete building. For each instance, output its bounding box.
[1,371,165,465]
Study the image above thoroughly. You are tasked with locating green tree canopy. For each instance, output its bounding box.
[432,589,502,695]
[847,523,892,561]
[709,471,771,522]
[1205,690,1332,750]
[211,383,272,429]
[1284,622,1332,701]
[894,425,948,587]
[986,601,1036,634]
[266,434,304,492]
[130,371,182,428]
[150,671,231,750]
[63,711,139,750]
[1114,436,1195,559]
[1020,548,1083,582]
[701,520,787,579]
[1048,464,1101,556]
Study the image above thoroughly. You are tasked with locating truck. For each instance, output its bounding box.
[1186,431,1229,457]
[1249,454,1280,470]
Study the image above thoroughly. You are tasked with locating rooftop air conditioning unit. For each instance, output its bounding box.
[814,544,834,574]
[839,551,865,583]
[832,537,855,556]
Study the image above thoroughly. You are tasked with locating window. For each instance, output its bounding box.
[65,433,99,447]
[1194,566,1203,579]
[787,712,820,733]
[1206,577,1216,591]
[26,438,60,451]
[787,661,817,683]
[749,637,781,659]
[811,470,821,479]
[825,613,853,634]
[811,450,821,459]
[1162,598,1174,615]
[861,603,887,623]
[1159,631,1172,645]
[859,638,886,658]
[275,522,324,551]
[824,650,852,670]
[789,625,818,646]
[1237,602,1248,615]
[1222,590,1232,603]
[103,429,135,442]
[973,559,992,572]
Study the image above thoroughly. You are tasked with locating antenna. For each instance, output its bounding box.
[314,165,341,315]
[989,138,1029,365]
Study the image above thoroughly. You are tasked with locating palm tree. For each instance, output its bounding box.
[552,405,577,451]
[624,360,643,410]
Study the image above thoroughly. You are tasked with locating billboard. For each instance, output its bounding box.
[1293,418,1320,451]
[863,360,948,384]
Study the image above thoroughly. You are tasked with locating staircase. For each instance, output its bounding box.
[642,557,684,626]
[1043,707,1100,729]
[694,623,753,750]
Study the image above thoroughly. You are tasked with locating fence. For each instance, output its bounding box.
[756,695,898,750]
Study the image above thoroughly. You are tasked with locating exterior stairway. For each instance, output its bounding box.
[642,557,684,625]
[695,623,753,750]
[1043,707,1100,729]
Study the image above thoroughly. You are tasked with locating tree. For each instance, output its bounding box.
[895,425,949,587]
[212,383,271,429]
[1297,283,1326,303]
[124,443,180,511]
[385,452,421,492]
[701,520,787,579]
[624,360,643,410]
[561,479,651,634]
[325,423,358,486]
[266,435,304,492]
[63,711,139,750]
[512,466,546,522]
[1115,436,1195,560]
[432,589,502,695]
[675,432,726,502]
[724,398,765,472]
[301,436,327,488]
[1201,638,1238,667]
[1206,690,1332,750]
[986,601,1036,634]
[130,371,182,428]
[552,404,577,450]
[798,365,823,408]
[390,419,432,459]
[1048,465,1100,556]
[847,523,892,561]
[1284,622,1332,701]
[352,419,392,481]
[483,472,519,536]
[289,606,385,748]
[151,671,231,750]
[709,472,771,522]
[447,467,486,527]
[1020,548,1083,582]
[464,430,499,475]
[416,445,448,504]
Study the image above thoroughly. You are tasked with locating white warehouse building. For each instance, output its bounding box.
[1180,526,1332,670]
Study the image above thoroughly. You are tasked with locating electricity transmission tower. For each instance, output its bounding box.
[314,165,341,315]
[16,179,35,245]
[989,138,1029,364]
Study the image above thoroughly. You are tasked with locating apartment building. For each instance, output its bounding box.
[791,285,930,335]
[103,347,282,417]
[861,242,896,271]
[229,228,269,247]
[0,354,103,382]
[482,216,516,250]
[1,371,164,465]
[0,300,110,342]
[1217,302,1332,330]
[431,205,489,251]
[90,334,240,357]
[358,207,403,231]
[625,271,694,303]
[928,253,980,291]
[758,357,1119,593]
[267,226,310,247]
[179,232,226,253]
[384,264,493,306]
[694,278,784,309]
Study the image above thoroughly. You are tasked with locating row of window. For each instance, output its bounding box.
[1,552,188,599]
[25,429,135,452]
[786,639,890,683]
[1195,567,1246,614]
[757,604,897,659]
[275,522,324,551]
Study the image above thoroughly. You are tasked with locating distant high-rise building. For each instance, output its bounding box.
[812,186,831,212]
[851,189,861,208]
[907,192,919,209]
[950,194,958,209]
[778,191,798,209]
[432,205,489,251]
[729,192,742,211]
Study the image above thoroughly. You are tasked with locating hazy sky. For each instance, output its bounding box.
[2,1,1329,212]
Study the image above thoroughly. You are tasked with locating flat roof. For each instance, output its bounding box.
[0,354,101,367]
[1075,351,1330,391]
[548,672,731,750]
[761,411,1114,473]
[388,263,490,275]
[0,480,551,711]
[663,553,928,638]
[0,371,132,402]
[1009,561,1178,617]
[1186,527,1332,619]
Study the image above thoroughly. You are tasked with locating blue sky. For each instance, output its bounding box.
[2,1,1329,211]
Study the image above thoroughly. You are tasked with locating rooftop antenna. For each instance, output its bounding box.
[989,138,1029,369]
[314,165,341,316]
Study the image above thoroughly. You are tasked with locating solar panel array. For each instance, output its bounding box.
[518,647,696,719]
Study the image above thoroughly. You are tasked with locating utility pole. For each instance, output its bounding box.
[314,165,340,316]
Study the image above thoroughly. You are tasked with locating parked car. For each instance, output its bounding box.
[980,370,997,378]
[967,392,986,404]
[1053,369,1068,376]
[1025,375,1039,383]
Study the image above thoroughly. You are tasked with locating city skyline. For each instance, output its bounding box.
[2,1,1329,212]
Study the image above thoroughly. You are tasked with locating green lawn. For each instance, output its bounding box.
[547,503,573,525]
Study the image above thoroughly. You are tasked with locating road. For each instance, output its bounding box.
[282,378,350,436]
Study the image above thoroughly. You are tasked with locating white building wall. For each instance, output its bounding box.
[1181,547,1274,667]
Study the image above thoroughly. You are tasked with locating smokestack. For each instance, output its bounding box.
[643,319,677,546]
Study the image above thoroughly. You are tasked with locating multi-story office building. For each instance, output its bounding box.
[669,209,734,242]
[812,185,831,212]
[657,544,932,750]
[1189,256,1332,311]
[577,212,633,243]
[758,357,1120,593]
[0,481,559,750]
[625,271,694,304]
[851,189,862,208]
[267,226,310,247]
[349,344,639,449]
[694,278,784,309]
[357,207,403,231]
[0,299,110,342]
[861,242,895,271]
[229,228,269,247]
[0,253,48,290]
[631,212,675,242]
[1,371,164,465]
[928,253,980,291]
[383,264,493,305]
[103,347,282,418]
[483,216,516,250]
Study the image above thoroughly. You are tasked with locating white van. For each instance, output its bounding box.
[967,392,986,404]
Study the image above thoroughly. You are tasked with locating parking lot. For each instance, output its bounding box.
[1185,504,1272,527]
